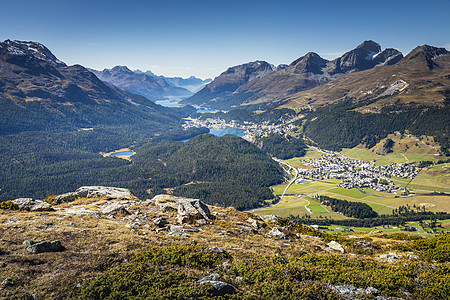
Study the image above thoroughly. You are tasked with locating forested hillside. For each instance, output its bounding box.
[0,133,282,210]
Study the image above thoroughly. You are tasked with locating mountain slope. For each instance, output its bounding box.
[182,61,286,108]
[184,41,402,109]
[283,45,450,111]
[287,45,450,153]
[91,66,192,100]
[0,40,182,135]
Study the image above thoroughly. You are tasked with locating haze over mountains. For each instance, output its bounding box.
[183,41,405,109]
[90,66,211,101]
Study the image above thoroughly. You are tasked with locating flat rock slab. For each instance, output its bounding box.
[54,186,133,204]
[12,198,52,211]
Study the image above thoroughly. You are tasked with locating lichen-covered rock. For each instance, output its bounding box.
[268,227,287,239]
[327,241,345,253]
[23,240,64,254]
[152,195,212,224]
[98,202,129,215]
[54,186,132,204]
[11,198,52,211]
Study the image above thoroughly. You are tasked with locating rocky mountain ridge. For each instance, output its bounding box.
[0,40,184,134]
[184,41,403,109]
[282,44,450,111]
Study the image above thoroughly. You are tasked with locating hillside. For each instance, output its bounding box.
[184,41,402,109]
[0,189,448,299]
[0,40,185,135]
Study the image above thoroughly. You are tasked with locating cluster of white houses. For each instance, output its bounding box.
[299,154,420,193]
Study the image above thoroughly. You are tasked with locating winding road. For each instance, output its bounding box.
[272,157,299,203]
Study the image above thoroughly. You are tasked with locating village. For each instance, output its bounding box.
[299,153,420,193]
[183,117,421,194]
[182,116,297,141]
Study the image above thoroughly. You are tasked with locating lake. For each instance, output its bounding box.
[110,151,134,157]
[179,128,246,142]
[155,101,183,108]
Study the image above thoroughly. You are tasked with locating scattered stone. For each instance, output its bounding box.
[1,278,14,287]
[247,218,261,230]
[21,293,40,300]
[408,254,419,260]
[327,241,345,253]
[12,198,52,211]
[167,232,188,237]
[261,215,281,223]
[6,217,19,224]
[98,202,129,215]
[330,284,381,298]
[153,217,167,228]
[190,240,198,246]
[268,227,287,239]
[369,230,382,234]
[235,276,244,283]
[209,247,232,259]
[23,240,64,254]
[215,233,228,238]
[199,280,236,296]
[354,240,378,251]
[379,253,401,262]
[54,186,133,204]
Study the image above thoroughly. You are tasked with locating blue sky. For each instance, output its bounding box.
[1,0,449,79]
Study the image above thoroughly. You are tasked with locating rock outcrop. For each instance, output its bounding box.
[152,195,212,224]
[11,198,52,211]
[327,241,345,253]
[54,186,133,204]
[23,240,64,254]
[268,227,287,239]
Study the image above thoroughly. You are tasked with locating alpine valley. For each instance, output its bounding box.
[0,39,449,300]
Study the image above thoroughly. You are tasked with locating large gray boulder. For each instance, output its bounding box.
[12,198,52,211]
[54,186,132,204]
[23,240,64,254]
[152,195,212,224]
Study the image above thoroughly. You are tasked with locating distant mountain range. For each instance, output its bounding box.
[90,67,211,101]
[183,41,404,109]
[0,40,190,135]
